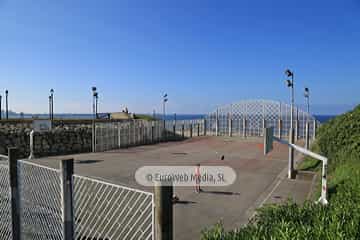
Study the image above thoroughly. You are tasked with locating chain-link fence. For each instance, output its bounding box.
[0,156,11,240]
[18,160,63,240]
[205,99,319,138]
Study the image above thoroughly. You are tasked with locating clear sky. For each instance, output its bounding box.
[0,0,359,115]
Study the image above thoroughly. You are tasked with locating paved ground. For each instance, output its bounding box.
[31,136,314,240]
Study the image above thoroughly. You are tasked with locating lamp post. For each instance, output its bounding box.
[285,69,295,179]
[285,69,294,128]
[92,87,97,119]
[49,95,52,119]
[163,93,168,121]
[50,89,54,120]
[5,90,8,120]
[94,92,99,119]
[304,87,310,114]
[0,94,2,120]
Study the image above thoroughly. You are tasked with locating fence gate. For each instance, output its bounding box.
[0,157,154,240]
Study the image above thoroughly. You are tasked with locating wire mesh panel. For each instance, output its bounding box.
[73,175,154,240]
[206,99,319,138]
[0,161,12,240]
[18,160,63,240]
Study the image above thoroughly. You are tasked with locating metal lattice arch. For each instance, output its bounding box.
[205,99,318,138]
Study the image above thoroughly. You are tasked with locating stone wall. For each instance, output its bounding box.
[0,125,92,158]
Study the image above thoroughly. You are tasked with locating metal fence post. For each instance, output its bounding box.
[228,114,232,137]
[118,122,121,149]
[151,122,155,143]
[203,119,207,136]
[295,120,299,141]
[155,181,173,240]
[181,123,185,138]
[197,123,200,136]
[305,122,310,150]
[29,130,35,159]
[288,128,295,179]
[60,159,74,240]
[313,119,317,140]
[278,119,282,139]
[92,120,96,152]
[215,109,219,136]
[190,123,193,138]
[9,147,20,240]
[242,118,247,138]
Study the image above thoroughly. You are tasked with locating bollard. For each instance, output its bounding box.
[9,148,20,240]
[61,159,74,240]
[155,181,173,240]
[305,122,310,150]
[288,128,295,179]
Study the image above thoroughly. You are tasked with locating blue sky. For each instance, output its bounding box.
[0,0,359,115]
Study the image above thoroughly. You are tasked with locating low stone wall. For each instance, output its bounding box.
[0,126,92,158]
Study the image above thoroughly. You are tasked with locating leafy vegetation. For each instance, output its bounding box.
[202,105,360,240]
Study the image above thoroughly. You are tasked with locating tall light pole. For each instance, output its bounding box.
[49,95,52,119]
[94,92,99,119]
[163,93,168,121]
[91,86,97,152]
[285,70,294,128]
[5,90,8,120]
[285,69,295,179]
[50,89,54,120]
[304,87,310,114]
[0,94,2,120]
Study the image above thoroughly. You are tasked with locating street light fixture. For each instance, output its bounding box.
[5,90,8,120]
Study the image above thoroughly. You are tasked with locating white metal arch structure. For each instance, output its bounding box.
[206,99,318,138]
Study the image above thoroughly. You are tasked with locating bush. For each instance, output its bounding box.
[202,105,360,240]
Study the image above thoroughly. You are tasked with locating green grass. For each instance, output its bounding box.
[202,105,360,240]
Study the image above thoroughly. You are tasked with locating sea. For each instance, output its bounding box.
[4,113,335,123]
